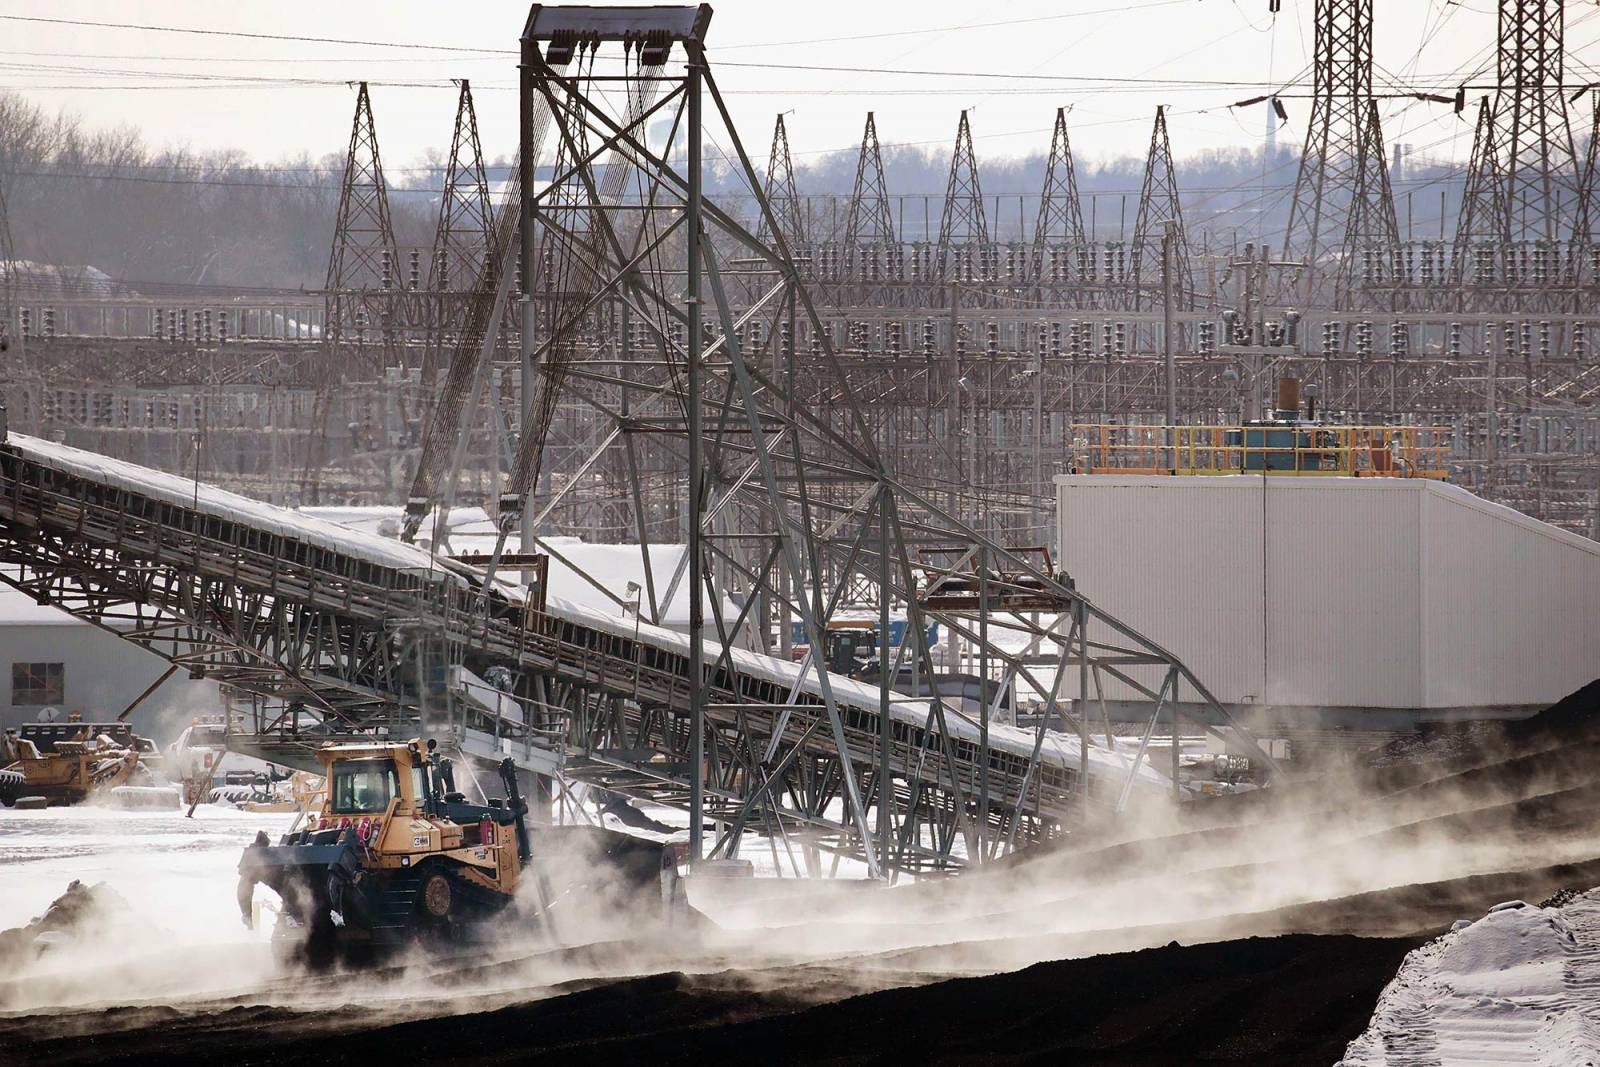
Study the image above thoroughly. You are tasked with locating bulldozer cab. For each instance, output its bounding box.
[327,757,405,815]
[314,742,427,818]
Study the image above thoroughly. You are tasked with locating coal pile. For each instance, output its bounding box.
[0,934,1418,1067]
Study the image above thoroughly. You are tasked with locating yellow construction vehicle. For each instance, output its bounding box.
[0,723,160,807]
[237,738,680,963]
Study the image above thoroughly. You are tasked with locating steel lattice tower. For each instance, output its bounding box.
[1454,97,1507,275]
[1486,0,1582,244]
[307,82,401,502]
[1280,0,1397,307]
[936,110,989,278]
[429,81,495,297]
[758,113,807,251]
[1338,99,1401,308]
[1030,107,1086,277]
[324,82,402,364]
[843,112,895,248]
[1580,92,1599,247]
[1130,106,1193,309]
[423,79,497,394]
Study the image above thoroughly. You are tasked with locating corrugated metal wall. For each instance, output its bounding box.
[1422,485,1600,707]
[1057,475,1599,715]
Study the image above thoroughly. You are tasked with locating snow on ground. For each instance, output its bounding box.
[0,804,299,1010]
[1340,891,1600,1065]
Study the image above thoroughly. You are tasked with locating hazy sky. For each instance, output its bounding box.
[0,0,1579,181]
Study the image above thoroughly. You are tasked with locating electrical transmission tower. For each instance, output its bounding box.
[1031,107,1086,278]
[424,80,497,404]
[307,81,401,502]
[936,110,989,279]
[843,112,895,248]
[1454,97,1506,261]
[429,82,495,314]
[1487,0,1583,244]
[1130,106,1193,310]
[324,82,402,367]
[758,113,807,251]
[1453,0,1585,308]
[1280,0,1397,308]
[1581,91,1599,248]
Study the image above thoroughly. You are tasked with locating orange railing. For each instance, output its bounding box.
[1069,423,1451,479]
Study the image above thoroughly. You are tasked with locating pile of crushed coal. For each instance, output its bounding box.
[0,881,128,968]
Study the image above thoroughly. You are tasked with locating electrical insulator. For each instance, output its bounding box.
[922,319,936,357]
[1538,321,1550,360]
[1101,321,1113,359]
[408,249,421,291]
[1573,322,1587,359]
[1050,321,1062,359]
[381,250,393,290]
[152,308,163,339]
[218,310,229,345]
[1448,322,1462,359]
[203,308,213,344]
[985,322,999,358]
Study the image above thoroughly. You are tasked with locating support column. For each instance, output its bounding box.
[686,55,706,865]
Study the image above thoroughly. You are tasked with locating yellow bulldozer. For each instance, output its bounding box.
[0,722,160,807]
[237,738,679,964]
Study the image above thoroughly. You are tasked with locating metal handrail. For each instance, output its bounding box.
[1070,422,1451,478]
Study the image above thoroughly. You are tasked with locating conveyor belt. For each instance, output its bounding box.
[0,432,1174,870]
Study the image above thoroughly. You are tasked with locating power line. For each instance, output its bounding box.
[0,14,509,55]
[712,0,1193,51]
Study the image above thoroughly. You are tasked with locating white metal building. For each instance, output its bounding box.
[0,586,220,741]
[1056,474,1600,727]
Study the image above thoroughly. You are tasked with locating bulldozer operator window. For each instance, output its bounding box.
[331,759,398,814]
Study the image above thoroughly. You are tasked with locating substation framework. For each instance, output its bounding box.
[4,2,1599,541]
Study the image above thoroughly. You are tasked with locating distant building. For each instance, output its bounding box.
[0,585,219,743]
